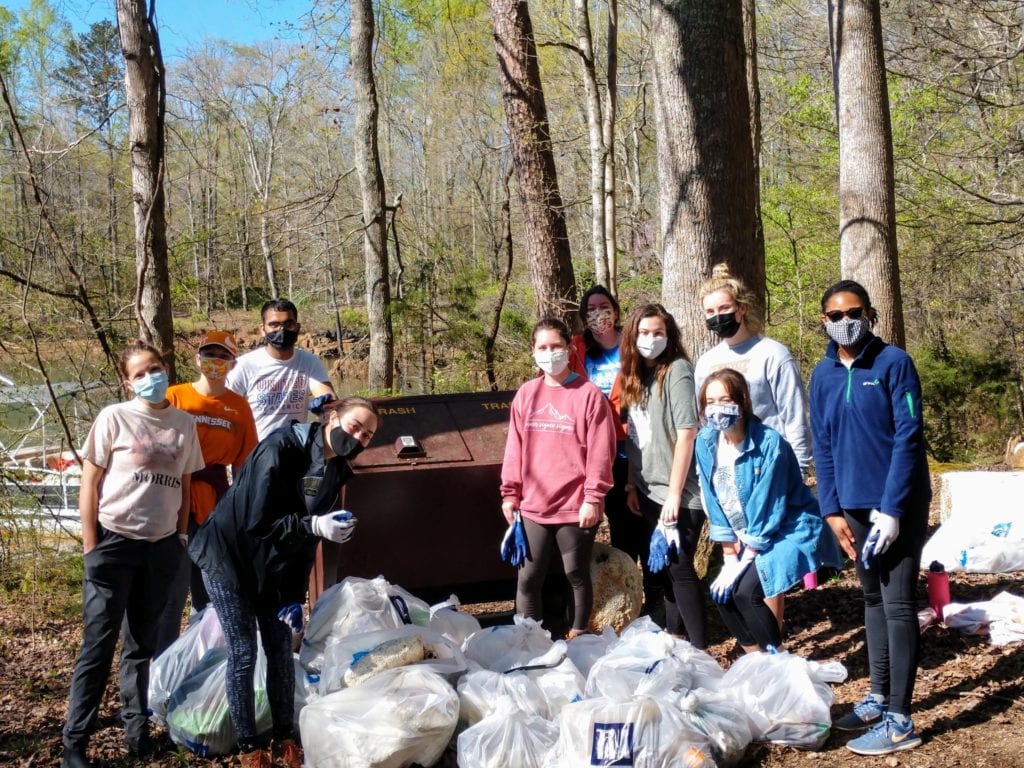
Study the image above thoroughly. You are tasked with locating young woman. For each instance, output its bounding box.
[810,280,930,757]
[695,369,827,653]
[571,286,644,562]
[617,304,707,648]
[189,396,379,768]
[156,330,258,655]
[501,317,616,639]
[62,341,204,768]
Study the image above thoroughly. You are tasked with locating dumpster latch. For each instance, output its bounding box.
[393,435,426,459]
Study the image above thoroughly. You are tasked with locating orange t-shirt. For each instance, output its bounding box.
[167,383,258,524]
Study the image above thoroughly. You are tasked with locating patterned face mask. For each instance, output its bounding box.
[705,402,741,431]
[199,356,231,381]
[586,307,615,335]
[824,316,871,347]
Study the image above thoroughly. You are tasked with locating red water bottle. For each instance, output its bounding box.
[927,561,950,622]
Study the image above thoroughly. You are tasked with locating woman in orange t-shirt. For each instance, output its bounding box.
[155,330,258,654]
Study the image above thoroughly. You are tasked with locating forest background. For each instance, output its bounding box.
[0,0,1022,466]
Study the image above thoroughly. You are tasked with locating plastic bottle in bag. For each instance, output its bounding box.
[927,561,950,621]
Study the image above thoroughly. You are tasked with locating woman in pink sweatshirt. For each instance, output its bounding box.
[501,317,617,638]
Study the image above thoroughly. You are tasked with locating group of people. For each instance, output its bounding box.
[500,268,931,757]
[61,300,378,768]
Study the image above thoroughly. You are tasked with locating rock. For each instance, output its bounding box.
[587,543,643,634]
[884,758,899,767]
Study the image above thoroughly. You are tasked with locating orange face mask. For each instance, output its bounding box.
[199,356,231,381]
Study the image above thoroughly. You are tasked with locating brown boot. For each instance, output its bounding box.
[238,748,271,768]
[272,738,303,768]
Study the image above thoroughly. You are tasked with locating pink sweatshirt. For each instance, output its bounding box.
[500,375,616,524]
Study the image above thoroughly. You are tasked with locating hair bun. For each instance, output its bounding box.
[710,262,732,280]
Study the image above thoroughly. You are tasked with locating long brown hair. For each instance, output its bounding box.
[619,304,690,408]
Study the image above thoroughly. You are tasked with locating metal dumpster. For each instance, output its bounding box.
[311,390,518,605]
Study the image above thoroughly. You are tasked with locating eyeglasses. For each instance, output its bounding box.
[824,307,865,322]
[265,320,299,331]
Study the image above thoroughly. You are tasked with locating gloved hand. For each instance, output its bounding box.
[647,521,680,574]
[861,509,899,567]
[710,548,756,604]
[277,603,304,634]
[500,510,530,567]
[311,510,357,543]
[308,393,337,415]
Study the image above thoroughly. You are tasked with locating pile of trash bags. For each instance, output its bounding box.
[149,575,848,767]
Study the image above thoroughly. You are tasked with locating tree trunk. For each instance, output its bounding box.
[116,0,175,378]
[603,0,619,297]
[651,0,761,357]
[742,0,766,305]
[489,0,577,325]
[351,0,394,391]
[829,0,905,347]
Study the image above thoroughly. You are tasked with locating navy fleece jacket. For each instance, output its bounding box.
[809,334,931,518]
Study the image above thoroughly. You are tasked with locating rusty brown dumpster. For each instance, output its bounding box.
[311,390,518,605]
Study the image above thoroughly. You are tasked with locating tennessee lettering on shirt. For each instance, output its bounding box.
[131,471,182,488]
[193,414,234,430]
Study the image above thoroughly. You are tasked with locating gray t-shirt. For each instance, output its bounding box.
[625,358,701,508]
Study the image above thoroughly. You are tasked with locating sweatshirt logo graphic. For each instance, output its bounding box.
[863,378,881,386]
[525,402,576,434]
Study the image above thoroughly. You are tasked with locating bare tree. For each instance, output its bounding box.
[652,1,761,355]
[351,0,394,391]
[489,0,577,324]
[115,0,175,375]
[829,0,905,346]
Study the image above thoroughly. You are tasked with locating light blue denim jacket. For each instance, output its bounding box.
[696,419,836,598]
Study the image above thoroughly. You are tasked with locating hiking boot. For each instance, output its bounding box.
[846,713,922,755]
[834,693,887,731]
[60,746,91,768]
[272,738,303,768]
[238,747,272,768]
[125,729,157,757]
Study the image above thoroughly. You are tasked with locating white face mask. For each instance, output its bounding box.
[534,349,569,376]
[636,335,667,360]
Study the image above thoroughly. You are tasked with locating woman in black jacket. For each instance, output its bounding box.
[189,396,378,768]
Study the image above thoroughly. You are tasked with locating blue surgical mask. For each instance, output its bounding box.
[705,402,741,431]
[133,370,169,404]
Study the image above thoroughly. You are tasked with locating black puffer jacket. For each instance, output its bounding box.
[189,420,352,608]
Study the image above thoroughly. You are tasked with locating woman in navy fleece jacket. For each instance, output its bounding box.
[809,280,931,757]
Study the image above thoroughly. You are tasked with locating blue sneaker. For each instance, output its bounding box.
[846,714,922,755]
[834,694,887,731]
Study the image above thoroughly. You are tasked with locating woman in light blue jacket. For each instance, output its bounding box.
[695,368,826,652]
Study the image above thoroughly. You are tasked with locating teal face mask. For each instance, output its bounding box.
[132,370,169,404]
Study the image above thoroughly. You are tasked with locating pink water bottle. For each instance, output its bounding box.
[927,561,950,621]
[803,570,818,590]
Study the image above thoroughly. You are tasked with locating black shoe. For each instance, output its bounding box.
[125,730,157,757]
[60,746,91,768]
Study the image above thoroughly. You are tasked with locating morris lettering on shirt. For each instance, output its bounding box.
[132,471,182,488]
[591,722,634,766]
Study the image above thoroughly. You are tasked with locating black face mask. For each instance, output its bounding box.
[265,328,299,350]
[329,427,365,461]
[706,312,741,339]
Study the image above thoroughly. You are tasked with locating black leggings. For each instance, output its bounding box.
[714,564,781,650]
[846,503,927,716]
[517,517,598,632]
[638,494,708,648]
[604,456,647,562]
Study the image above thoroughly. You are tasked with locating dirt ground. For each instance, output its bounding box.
[1,551,1022,766]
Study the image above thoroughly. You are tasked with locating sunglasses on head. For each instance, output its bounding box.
[825,307,865,322]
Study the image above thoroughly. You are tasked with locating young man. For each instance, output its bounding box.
[227,299,336,439]
[155,330,259,654]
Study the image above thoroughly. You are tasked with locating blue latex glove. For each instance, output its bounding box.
[277,603,304,634]
[308,393,337,415]
[500,511,530,567]
[648,521,681,573]
[710,548,756,604]
[861,509,899,568]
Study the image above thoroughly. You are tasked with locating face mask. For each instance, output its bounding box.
[706,312,741,340]
[586,307,615,335]
[199,356,231,381]
[534,349,569,376]
[265,328,299,350]
[132,370,169,404]
[329,426,365,461]
[636,335,667,360]
[705,402,742,431]
[824,316,871,348]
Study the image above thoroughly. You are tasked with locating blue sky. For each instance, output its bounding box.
[5,0,316,60]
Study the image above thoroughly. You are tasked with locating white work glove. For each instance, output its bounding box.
[710,548,756,604]
[861,509,899,566]
[311,510,357,544]
[660,521,681,555]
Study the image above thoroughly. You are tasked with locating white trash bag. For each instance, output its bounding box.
[457,668,550,726]
[149,606,225,727]
[565,626,618,678]
[300,666,459,768]
[428,595,482,646]
[676,689,752,766]
[457,702,559,768]
[166,647,271,756]
[462,615,553,672]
